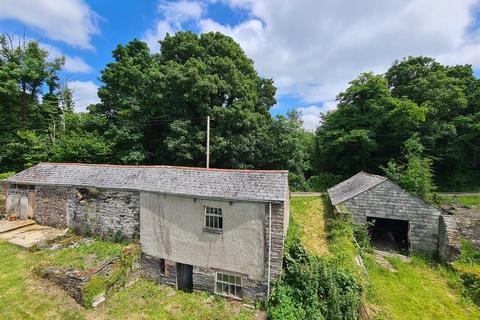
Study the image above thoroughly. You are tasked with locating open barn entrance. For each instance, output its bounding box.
[367,217,409,253]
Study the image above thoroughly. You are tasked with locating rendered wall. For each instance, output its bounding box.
[140,192,266,280]
[342,180,441,252]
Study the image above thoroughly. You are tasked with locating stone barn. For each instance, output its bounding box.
[327,172,441,252]
[4,162,290,301]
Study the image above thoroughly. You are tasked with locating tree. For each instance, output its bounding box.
[91,31,278,169]
[313,57,479,191]
[382,135,436,198]
[0,34,64,172]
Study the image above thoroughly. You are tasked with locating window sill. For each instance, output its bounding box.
[203,227,223,234]
[215,292,242,301]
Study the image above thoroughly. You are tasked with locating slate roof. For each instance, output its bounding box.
[327,171,387,205]
[7,163,289,202]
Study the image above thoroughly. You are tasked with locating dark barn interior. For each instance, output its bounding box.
[367,217,409,252]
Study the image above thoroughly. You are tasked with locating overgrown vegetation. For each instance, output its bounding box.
[267,196,363,319]
[40,238,124,270]
[451,239,480,306]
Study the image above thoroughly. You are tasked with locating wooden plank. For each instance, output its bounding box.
[0,219,35,234]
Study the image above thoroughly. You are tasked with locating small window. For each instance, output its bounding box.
[215,272,242,299]
[205,207,223,231]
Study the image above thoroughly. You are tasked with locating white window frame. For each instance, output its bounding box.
[204,206,223,232]
[215,272,242,299]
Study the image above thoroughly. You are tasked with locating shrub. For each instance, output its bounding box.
[458,239,480,265]
[267,240,361,320]
[352,223,373,253]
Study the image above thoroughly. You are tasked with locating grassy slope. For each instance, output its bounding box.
[290,196,480,319]
[365,257,480,320]
[0,242,257,320]
[288,196,329,256]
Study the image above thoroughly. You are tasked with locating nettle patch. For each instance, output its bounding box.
[35,235,141,308]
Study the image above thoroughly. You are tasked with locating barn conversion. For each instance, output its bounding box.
[328,172,441,252]
[3,162,290,301]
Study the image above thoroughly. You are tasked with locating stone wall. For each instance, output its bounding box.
[35,186,69,228]
[264,202,286,281]
[438,207,480,261]
[67,188,140,239]
[341,180,441,252]
[141,253,268,302]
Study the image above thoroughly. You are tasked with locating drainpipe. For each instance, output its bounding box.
[267,202,272,298]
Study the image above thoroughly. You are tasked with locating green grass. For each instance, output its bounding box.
[434,194,480,207]
[0,241,260,319]
[288,196,360,274]
[42,238,124,270]
[0,242,85,320]
[365,255,480,320]
[288,196,329,256]
[94,279,255,320]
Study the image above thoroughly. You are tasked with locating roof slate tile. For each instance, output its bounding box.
[7,163,289,202]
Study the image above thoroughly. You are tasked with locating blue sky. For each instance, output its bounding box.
[1,0,480,130]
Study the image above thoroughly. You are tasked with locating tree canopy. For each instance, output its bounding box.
[0,32,478,193]
[312,57,480,191]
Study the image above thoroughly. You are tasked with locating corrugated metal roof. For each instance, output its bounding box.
[7,163,289,202]
[327,171,387,205]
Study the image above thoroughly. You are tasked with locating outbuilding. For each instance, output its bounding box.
[4,162,290,301]
[327,172,441,252]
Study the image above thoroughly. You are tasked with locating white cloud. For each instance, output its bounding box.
[159,0,204,22]
[0,0,99,49]
[297,101,338,131]
[297,105,322,131]
[67,80,100,112]
[199,0,480,103]
[144,0,205,51]
[40,43,93,73]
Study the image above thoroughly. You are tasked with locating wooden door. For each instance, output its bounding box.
[176,263,193,292]
[27,191,36,219]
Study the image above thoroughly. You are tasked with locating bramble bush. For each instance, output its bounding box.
[267,239,361,320]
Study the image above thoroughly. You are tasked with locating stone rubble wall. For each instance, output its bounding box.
[264,202,286,281]
[67,188,140,239]
[341,180,441,252]
[438,207,480,261]
[35,186,69,229]
[42,257,119,307]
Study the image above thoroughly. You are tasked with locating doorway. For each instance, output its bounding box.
[367,217,409,252]
[176,263,193,292]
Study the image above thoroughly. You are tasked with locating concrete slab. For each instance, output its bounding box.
[0,223,67,248]
[0,219,35,234]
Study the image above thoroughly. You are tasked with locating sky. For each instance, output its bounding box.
[1,0,480,131]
